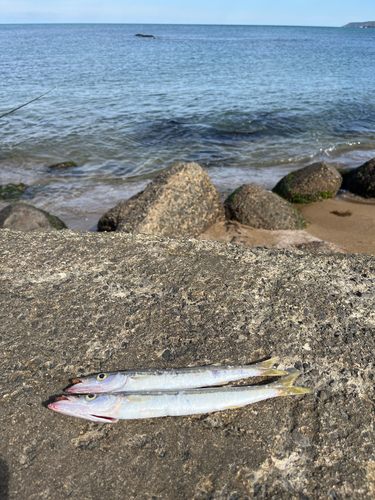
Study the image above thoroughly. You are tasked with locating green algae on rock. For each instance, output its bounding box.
[273,161,342,203]
[224,183,306,230]
[0,183,27,200]
[0,203,67,231]
[47,161,78,170]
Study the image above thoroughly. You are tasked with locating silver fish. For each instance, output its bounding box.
[65,357,286,394]
[50,371,310,423]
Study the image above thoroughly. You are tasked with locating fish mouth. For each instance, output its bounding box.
[48,395,73,411]
[91,415,118,422]
[65,380,83,393]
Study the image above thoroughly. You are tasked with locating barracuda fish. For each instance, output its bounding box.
[65,357,286,394]
[49,372,309,423]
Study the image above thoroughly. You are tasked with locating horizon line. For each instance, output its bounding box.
[0,22,346,28]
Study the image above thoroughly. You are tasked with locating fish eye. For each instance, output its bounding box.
[85,394,97,401]
[97,373,107,381]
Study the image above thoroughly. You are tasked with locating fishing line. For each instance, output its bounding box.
[0,86,57,120]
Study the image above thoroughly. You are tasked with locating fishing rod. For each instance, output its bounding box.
[0,86,57,120]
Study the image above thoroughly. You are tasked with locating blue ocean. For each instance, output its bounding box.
[1,24,375,229]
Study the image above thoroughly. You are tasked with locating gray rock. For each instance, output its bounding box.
[273,161,342,203]
[47,161,78,170]
[224,183,306,229]
[1,229,375,499]
[98,162,225,237]
[340,157,375,198]
[0,203,67,231]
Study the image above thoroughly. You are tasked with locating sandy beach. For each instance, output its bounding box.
[199,196,375,256]
[299,197,375,255]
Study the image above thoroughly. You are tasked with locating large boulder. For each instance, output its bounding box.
[98,162,225,237]
[273,161,342,203]
[0,203,66,231]
[1,230,375,499]
[340,157,375,198]
[224,183,306,229]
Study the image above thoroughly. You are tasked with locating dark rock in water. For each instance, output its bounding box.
[1,230,375,498]
[135,34,155,38]
[0,203,67,231]
[47,161,78,170]
[294,240,343,253]
[98,162,225,237]
[224,183,306,230]
[0,183,27,200]
[273,161,342,203]
[340,158,375,198]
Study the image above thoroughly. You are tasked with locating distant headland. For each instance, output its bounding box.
[342,21,375,28]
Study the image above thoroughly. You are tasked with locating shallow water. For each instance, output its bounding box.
[1,24,374,229]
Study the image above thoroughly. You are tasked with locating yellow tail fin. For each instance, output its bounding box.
[273,371,311,396]
[257,356,287,376]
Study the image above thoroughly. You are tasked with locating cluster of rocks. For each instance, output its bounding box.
[96,160,345,237]
[1,157,374,245]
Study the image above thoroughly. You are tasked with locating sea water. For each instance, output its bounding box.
[0,24,374,229]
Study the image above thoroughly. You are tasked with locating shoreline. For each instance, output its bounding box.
[2,159,375,255]
[1,189,375,255]
[198,195,375,256]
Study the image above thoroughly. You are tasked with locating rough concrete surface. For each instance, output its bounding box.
[1,229,375,499]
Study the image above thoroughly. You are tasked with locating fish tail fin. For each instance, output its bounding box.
[257,356,287,376]
[272,371,311,396]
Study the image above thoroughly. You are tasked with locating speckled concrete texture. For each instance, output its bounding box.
[1,229,375,499]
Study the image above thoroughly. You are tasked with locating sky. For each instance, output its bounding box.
[0,0,373,26]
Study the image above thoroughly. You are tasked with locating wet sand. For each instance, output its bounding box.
[298,198,375,255]
[199,220,324,249]
[199,197,375,256]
